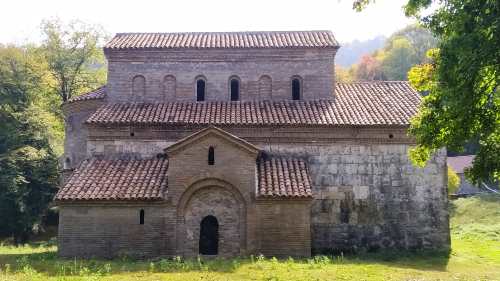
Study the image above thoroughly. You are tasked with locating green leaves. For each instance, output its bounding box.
[40,18,107,102]
[406,0,500,184]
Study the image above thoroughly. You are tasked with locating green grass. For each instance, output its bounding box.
[1,194,499,281]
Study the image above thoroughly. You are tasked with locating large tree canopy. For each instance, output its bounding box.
[0,45,59,243]
[41,19,107,102]
[356,0,499,184]
[0,19,108,243]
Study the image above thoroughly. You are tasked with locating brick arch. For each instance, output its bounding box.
[162,75,176,101]
[176,178,247,257]
[132,75,146,100]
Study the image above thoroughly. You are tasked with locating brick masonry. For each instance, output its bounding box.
[58,33,450,258]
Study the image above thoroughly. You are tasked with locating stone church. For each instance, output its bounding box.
[55,31,450,258]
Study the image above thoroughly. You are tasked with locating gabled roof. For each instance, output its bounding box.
[104,31,339,50]
[55,157,168,202]
[257,155,313,199]
[164,126,260,156]
[66,86,106,104]
[86,81,420,127]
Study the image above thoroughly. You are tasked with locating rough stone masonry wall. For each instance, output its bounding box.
[105,48,336,102]
[58,204,175,258]
[260,143,450,254]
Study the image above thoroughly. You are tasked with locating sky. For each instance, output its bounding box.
[0,0,415,45]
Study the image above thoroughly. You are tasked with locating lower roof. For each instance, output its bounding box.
[84,82,419,127]
[55,154,312,202]
[55,156,169,202]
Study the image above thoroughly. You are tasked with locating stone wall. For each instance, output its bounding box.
[259,143,450,253]
[105,48,336,102]
[58,204,174,258]
[182,186,243,258]
[83,125,450,253]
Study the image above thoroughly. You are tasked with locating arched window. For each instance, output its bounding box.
[258,75,272,99]
[163,75,176,100]
[230,77,240,101]
[199,215,219,255]
[132,75,146,98]
[196,78,206,101]
[291,77,301,100]
[208,146,215,165]
[139,209,145,225]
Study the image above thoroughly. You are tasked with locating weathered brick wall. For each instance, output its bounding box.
[83,125,450,254]
[105,48,336,102]
[255,200,312,257]
[259,143,450,253]
[62,99,105,170]
[167,133,258,256]
[58,204,175,258]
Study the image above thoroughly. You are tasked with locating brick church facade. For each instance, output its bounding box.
[55,31,450,258]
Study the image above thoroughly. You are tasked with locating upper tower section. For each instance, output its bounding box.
[104,31,339,102]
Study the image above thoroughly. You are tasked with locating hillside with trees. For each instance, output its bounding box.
[336,25,437,82]
[0,19,107,243]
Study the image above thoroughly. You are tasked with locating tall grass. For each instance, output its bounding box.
[0,194,499,281]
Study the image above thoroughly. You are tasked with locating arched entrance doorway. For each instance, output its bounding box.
[177,179,246,257]
[199,215,219,255]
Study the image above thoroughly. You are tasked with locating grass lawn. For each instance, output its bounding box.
[1,195,499,281]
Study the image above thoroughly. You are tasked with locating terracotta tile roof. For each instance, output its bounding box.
[258,156,313,198]
[86,81,420,126]
[55,157,168,202]
[66,86,106,103]
[104,31,339,50]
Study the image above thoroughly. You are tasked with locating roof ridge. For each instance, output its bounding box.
[115,30,333,35]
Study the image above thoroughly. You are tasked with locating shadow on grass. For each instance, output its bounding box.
[0,245,451,277]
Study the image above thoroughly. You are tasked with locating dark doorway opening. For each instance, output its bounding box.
[199,215,219,255]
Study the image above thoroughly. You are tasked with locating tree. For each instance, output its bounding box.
[348,24,437,81]
[355,54,386,81]
[447,166,461,195]
[41,19,107,103]
[380,37,419,80]
[0,45,59,244]
[356,0,500,184]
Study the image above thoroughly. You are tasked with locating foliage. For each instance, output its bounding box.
[1,195,499,280]
[404,0,500,184]
[347,24,437,81]
[335,66,356,83]
[41,18,107,102]
[0,18,107,243]
[448,166,461,194]
[335,35,385,67]
[0,45,59,244]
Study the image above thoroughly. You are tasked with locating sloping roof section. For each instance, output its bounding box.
[165,126,260,156]
[447,155,475,174]
[66,86,106,103]
[104,31,339,50]
[86,81,420,126]
[55,157,168,202]
[257,155,313,198]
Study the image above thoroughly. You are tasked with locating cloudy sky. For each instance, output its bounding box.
[1,0,415,44]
